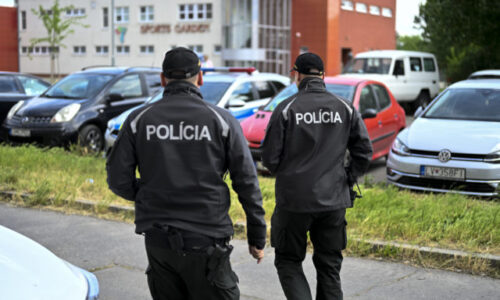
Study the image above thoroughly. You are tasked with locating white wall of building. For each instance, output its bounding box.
[18,0,222,76]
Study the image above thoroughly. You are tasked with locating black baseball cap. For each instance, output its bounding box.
[291,52,324,75]
[162,47,201,79]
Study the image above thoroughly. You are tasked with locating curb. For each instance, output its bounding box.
[1,190,499,270]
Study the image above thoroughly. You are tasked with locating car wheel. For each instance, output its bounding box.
[79,124,103,153]
[412,91,431,111]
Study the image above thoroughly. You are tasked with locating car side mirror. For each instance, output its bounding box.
[414,106,424,118]
[227,99,246,108]
[361,108,377,119]
[106,93,124,103]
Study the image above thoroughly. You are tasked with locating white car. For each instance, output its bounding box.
[0,225,99,300]
[387,79,500,197]
[341,50,440,109]
[468,69,500,80]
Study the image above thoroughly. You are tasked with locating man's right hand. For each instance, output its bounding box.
[249,245,264,264]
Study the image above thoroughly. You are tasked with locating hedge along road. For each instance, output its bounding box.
[1,203,498,300]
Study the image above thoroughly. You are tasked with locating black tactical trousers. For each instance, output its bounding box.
[144,228,239,300]
[271,208,347,300]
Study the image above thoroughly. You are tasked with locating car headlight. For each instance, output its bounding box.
[391,138,410,156]
[50,103,80,123]
[484,150,500,163]
[7,100,24,120]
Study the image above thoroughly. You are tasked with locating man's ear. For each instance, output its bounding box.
[197,71,203,87]
[160,73,167,87]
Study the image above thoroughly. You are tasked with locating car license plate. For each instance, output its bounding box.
[421,166,465,180]
[10,128,31,137]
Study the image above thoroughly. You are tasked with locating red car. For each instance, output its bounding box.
[241,76,406,163]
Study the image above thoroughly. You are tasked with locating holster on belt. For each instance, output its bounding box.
[206,244,233,284]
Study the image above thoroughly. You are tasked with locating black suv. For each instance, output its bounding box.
[2,66,161,151]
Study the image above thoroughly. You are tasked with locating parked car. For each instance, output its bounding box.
[2,66,161,151]
[0,71,50,123]
[387,78,500,197]
[0,225,99,300]
[341,50,440,109]
[468,69,500,80]
[103,68,290,153]
[241,77,406,168]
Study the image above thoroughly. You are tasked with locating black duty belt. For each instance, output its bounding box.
[146,224,229,254]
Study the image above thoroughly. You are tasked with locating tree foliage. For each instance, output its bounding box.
[396,35,430,52]
[415,0,500,82]
[30,0,88,81]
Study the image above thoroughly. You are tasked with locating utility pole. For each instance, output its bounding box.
[111,0,115,66]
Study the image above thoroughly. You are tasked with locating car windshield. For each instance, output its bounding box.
[44,73,114,99]
[343,58,392,74]
[264,83,355,112]
[424,88,500,122]
[199,82,232,105]
[147,89,164,104]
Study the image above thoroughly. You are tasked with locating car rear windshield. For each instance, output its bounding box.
[264,83,355,112]
[424,88,500,122]
[199,82,232,105]
[44,73,114,99]
[343,58,392,74]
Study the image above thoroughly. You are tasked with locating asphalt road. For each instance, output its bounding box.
[1,203,499,300]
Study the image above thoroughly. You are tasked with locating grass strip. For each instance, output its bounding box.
[1,144,499,275]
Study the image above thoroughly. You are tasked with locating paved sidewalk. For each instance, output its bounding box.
[1,203,498,300]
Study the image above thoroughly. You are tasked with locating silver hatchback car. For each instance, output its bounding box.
[387,79,500,197]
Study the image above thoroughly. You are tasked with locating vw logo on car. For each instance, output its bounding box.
[438,149,452,163]
[21,116,30,125]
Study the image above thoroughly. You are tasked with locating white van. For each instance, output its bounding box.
[341,50,440,109]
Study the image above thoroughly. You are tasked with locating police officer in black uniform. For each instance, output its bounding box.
[262,53,373,300]
[107,47,267,300]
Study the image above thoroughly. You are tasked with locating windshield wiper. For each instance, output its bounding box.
[44,94,82,100]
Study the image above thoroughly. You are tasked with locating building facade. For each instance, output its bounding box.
[17,0,395,77]
[18,0,223,76]
[0,6,19,72]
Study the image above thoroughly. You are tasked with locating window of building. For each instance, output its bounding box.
[115,7,129,23]
[423,58,436,72]
[140,6,154,22]
[66,8,85,16]
[410,57,422,72]
[117,45,130,54]
[355,3,367,13]
[140,45,154,54]
[214,45,222,54]
[96,46,109,55]
[341,0,354,11]
[103,7,109,28]
[179,3,212,20]
[49,46,59,53]
[369,5,380,15]
[41,46,48,54]
[382,7,392,18]
[21,11,26,30]
[371,84,391,110]
[73,46,86,55]
[21,46,27,54]
[188,45,203,53]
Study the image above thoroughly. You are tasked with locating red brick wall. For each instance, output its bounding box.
[0,7,18,72]
[339,0,396,69]
[291,0,396,76]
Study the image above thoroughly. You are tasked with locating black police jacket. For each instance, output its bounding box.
[106,81,267,248]
[262,77,373,212]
